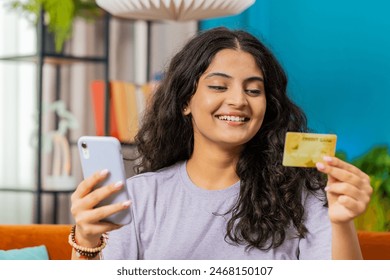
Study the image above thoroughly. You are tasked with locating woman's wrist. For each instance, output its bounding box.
[330,220,356,231]
[74,225,103,247]
[68,225,107,259]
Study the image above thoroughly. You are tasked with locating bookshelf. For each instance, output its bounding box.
[0,10,111,224]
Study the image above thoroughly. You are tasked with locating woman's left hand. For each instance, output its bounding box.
[316,156,373,224]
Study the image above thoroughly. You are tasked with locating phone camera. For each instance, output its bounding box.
[81,142,87,149]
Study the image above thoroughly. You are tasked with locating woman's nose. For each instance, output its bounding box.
[225,87,248,107]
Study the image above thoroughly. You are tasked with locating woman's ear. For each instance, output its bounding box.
[183,106,191,115]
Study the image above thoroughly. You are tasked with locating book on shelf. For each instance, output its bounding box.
[111,80,136,143]
[141,82,155,106]
[90,80,155,143]
[90,80,119,139]
[124,83,139,143]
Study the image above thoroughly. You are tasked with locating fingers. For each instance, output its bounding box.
[315,156,373,223]
[71,197,131,247]
[74,200,131,227]
[71,169,127,209]
[322,156,370,182]
[71,178,130,218]
[83,180,125,209]
[71,169,131,224]
[70,170,132,247]
[316,156,372,194]
[324,182,364,202]
[71,169,109,201]
[324,182,370,213]
[336,195,368,216]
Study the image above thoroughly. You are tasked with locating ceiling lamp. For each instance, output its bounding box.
[96,0,256,21]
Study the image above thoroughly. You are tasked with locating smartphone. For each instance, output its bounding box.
[77,136,132,225]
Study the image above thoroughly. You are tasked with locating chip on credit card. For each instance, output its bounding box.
[282,132,337,168]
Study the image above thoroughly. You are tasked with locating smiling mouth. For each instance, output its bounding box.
[216,115,249,123]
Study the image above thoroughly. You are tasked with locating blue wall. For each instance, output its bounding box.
[201,0,390,160]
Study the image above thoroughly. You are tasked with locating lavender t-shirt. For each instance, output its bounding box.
[103,161,331,260]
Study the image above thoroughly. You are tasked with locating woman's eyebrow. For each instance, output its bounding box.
[204,72,264,83]
[204,72,232,79]
[246,76,264,83]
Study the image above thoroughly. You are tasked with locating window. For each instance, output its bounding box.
[0,6,36,223]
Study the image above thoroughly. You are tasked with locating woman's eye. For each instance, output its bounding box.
[245,89,262,95]
[208,85,227,91]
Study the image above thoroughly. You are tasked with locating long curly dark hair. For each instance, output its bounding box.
[134,27,327,250]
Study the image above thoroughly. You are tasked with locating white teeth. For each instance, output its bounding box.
[218,115,246,122]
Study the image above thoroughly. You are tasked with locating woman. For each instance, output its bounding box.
[70,27,372,259]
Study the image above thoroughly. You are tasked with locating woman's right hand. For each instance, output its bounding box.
[70,169,131,248]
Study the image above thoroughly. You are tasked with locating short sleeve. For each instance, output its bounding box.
[298,191,332,259]
[102,185,139,260]
[102,219,139,260]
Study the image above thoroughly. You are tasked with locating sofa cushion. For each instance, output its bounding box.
[0,245,49,260]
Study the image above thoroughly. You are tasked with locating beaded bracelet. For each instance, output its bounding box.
[68,225,107,259]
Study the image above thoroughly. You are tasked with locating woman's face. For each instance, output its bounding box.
[184,49,267,151]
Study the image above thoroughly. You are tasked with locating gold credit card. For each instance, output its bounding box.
[282,132,337,167]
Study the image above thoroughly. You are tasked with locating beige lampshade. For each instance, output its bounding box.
[96,0,256,21]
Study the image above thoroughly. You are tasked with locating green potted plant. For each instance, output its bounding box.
[5,0,102,52]
[337,145,390,231]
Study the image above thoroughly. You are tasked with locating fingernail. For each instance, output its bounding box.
[114,181,124,189]
[323,156,332,162]
[316,162,325,170]
[324,186,330,191]
[100,169,109,177]
[122,200,131,207]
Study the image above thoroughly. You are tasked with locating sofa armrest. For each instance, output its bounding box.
[358,231,390,260]
[0,224,72,260]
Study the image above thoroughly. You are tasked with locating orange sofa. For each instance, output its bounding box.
[0,224,72,260]
[0,224,389,260]
[358,231,390,260]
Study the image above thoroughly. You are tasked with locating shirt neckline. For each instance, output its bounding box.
[179,161,240,201]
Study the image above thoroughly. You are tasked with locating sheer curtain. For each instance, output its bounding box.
[0,7,36,223]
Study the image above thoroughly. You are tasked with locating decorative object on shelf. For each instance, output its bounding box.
[96,0,256,21]
[30,100,79,191]
[30,100,78,153]
[337,146,390,231]
[5,0,102,52]
[44,132,76,191]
